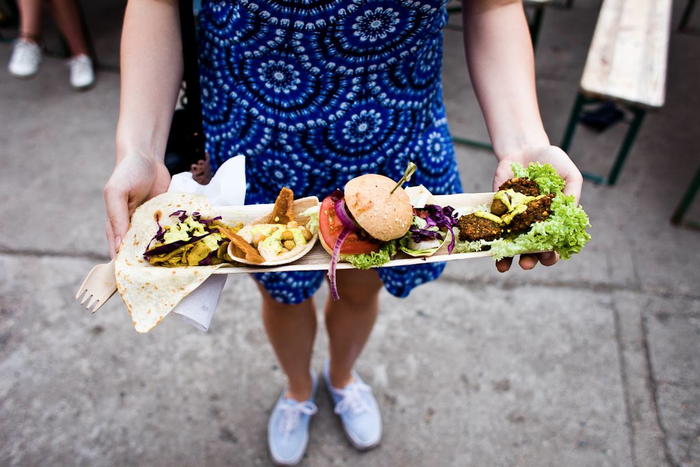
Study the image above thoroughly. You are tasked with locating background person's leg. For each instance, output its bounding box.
[10,0,43,77]
[18,0,43,41]
[47,0,87,56]
[258,283,317,402]
[324,269,383,389]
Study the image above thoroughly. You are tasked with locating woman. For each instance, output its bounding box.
[104,0,583,464]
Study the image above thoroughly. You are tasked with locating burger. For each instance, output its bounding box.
[319,174,413,300]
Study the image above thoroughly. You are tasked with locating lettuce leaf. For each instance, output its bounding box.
[511,162,565,195]
[300,206,320,234]
[345,241,397,270]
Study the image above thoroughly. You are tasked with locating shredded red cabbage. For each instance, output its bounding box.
[410,204,459,254]
[328,226,352,301]
[409,228,443,242]
[198,245,222,266]
[146,209,224,260]
[169,210,188,222]
[143,232,212,259]
[144,216,166,253]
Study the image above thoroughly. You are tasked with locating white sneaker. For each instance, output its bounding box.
[68,54,95,90]
[323,360,382,451]
[8,39,42,78]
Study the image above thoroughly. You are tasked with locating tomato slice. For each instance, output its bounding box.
[319,196,380,255]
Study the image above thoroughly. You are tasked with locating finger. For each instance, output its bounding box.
[563,169,584,205]
[104,184,130,254]
[518,254,538,270]
[106,220,116,259]
[496,257,512,273]
[539,251,559,267]
[492,162,515,192]
[549,146,583,204]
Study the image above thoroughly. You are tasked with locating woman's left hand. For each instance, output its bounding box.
[492,145,583,273]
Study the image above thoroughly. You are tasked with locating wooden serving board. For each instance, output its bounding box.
[210,191,497,275]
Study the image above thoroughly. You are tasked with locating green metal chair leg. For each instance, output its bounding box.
[671,163,700,226]
[607,108,645,185]
[561,94,644,186]
[560,93,585,153]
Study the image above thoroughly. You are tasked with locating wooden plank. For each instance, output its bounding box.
[580,0,672,109]
[208,191,505,275]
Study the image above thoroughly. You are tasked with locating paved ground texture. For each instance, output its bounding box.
[1,0,700,466]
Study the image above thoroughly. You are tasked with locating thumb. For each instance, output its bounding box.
[104,184,131,254]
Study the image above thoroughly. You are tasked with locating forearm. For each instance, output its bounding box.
[116,0,183,162]
[462,0,549,160]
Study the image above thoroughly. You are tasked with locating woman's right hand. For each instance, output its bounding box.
[103,153,171,257]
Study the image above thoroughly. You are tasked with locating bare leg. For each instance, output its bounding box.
[18,0,43,42]
[325,269,382,389]
[48,0,88,56]
[258,282,317,402]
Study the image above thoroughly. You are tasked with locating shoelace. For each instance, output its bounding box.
[278,401,317,440]
[333,382,372,417]
[13,40,40,66]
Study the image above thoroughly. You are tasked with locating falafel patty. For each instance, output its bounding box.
[458,214,503,242]
[490,198,508,216]
[498,178,540,197]
[508,194,555,233]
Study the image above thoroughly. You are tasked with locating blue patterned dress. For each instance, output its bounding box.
[198,0,462,304]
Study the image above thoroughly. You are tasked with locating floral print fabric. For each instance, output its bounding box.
[198,0,462,303]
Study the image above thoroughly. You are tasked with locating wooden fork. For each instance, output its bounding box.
[75,258,117,313]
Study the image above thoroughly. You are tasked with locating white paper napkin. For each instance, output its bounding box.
[168,155,246,331]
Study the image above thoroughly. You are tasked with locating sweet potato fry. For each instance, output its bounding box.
[216,225,265,264]
[269,187,295,224]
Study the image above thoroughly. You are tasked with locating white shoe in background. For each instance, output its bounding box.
[68,54,95,90]
[8,39,42,78]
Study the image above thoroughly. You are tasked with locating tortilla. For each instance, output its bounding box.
[115,193,225,333]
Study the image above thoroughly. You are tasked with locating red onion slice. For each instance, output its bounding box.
[334,198,358,232]
[328,226,352,301]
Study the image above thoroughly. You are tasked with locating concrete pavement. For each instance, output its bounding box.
[1,0,699,465]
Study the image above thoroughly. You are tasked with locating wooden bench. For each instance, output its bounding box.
[560,0,672,185]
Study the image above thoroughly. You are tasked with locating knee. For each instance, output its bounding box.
[333,269,383,307]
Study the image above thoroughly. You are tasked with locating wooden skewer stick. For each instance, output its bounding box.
[391,162,417,194]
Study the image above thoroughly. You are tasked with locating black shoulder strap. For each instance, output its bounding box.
[178,0,205,161]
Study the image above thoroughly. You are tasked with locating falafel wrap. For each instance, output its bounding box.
[454,163,591,261]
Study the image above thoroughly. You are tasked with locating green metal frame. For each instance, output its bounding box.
[560,93,646,185]
[671,162,700,228]
[446,1,549,151]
